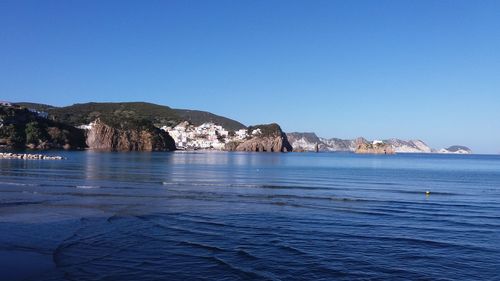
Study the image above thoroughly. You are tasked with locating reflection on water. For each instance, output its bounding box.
[1,151,500,280]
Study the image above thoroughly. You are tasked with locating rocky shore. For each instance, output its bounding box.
[0,152,64,160]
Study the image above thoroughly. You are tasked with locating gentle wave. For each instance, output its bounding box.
[75,185,101,189]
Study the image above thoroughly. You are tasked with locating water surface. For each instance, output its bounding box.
[1,152,499,280]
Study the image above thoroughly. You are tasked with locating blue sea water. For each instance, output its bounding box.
[0,151,499,281]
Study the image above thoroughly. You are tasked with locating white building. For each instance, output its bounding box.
[161,122,239,150]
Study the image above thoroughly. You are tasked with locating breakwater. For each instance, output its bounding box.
[0,152,64,160]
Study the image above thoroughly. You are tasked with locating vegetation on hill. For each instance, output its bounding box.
[46,102,181,128]
[247,123,283,137]
[18,102,246,131]
[16,102,56,112]
[174,109,245,131]
[0,106,86,150]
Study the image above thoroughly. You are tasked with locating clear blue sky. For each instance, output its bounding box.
[1,0,499,153]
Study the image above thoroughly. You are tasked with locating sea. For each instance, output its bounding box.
[0,151,499,281]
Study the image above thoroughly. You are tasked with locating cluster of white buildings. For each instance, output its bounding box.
[161,122,255,150]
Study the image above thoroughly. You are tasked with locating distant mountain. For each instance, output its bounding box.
[383,139,433,153]
[287,132,448,154]
[439,145,472,154]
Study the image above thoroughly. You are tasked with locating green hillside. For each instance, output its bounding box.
[0,105,86,150]
[17,101,246,130]
[174,109,245,131]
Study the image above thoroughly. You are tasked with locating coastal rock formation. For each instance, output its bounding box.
[287,132,355,152]
[226,123,293,152]
[287,132,321,152]
[318,137,355,151]
[438,145,472,154]
[86,119,176,151]
[354,138,395,154]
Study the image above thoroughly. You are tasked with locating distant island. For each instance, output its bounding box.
[0,101,471,154]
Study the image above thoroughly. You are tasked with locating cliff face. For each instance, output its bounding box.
[226,123,293,152]
[287,132,321,152]
[86,119,176,152]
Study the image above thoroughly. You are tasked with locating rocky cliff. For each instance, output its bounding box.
[287,132,321,152]
[85,119,176,151]
[226,123,292,152]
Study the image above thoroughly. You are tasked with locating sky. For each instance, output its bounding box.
[1,0,499,153]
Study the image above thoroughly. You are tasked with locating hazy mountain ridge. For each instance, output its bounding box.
[287,132,471,154]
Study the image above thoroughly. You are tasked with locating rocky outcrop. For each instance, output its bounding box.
[86,119,176,151]
[226,123,292,152]
[354,138,395,154]
[438,145,472,154]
